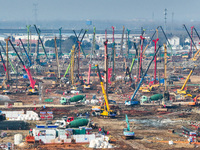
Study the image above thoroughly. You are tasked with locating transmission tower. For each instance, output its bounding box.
[33,3,38,24]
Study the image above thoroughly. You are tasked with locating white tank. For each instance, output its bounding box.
[89,140,96,148]
[96,139,102,147]
[14,134,23,145]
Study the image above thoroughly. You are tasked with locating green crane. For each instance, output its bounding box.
[129,43,138,73]
[0,42,16,73]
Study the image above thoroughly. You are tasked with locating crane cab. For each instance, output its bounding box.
[100,109,116,117]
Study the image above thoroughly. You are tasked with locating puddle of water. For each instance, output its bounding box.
[129,119,181,127]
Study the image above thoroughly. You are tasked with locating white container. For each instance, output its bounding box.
[14,134,23,145]
[108,144,113,148]
[89,140,96,148]
[169,140,173,145]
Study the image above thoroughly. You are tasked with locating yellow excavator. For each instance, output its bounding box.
[177,65,196,95]
[95,64,116,117]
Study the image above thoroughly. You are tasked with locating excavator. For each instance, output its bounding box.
[95,64,116,117]
[189,95,200,106]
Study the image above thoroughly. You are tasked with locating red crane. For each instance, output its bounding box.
[8,39,35,89]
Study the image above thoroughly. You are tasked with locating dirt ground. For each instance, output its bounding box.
[1,61,200,149]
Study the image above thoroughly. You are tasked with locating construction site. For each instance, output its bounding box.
[0,22,200,150]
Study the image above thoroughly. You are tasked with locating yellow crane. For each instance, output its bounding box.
[70,45,75,87]
[95,64,116,117]
[177,65,196,94]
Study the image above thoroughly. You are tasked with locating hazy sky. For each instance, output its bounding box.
[0,0,199,22]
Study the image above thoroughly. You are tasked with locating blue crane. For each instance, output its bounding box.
[125,45,161,106]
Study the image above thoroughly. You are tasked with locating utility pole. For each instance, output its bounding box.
[26,25,31,54]
[5,37,9,81]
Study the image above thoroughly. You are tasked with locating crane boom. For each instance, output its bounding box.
[131,45,161,100]
[19,38,32,66]
[181,66,195,91]
[64,63,70,77]
[142,27,159,55]
[73,29,87,58]
[177,65,196,95]
[0,48,6,72]
[192,27,200,61]
[0,42,16,73]
[183,25,198,51]
[34,25,49,60]
[70,45,75,86]
[96,64,110,111]
[54,37,60,79]
[120,26,125,57]
[8,39,35,89]
[127,29,131,57]
[129,43,138,73]
[59,27,62,57]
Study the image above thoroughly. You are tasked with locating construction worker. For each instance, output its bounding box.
[29,129,33,136]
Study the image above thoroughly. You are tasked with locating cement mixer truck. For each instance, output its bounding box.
[60,95,86,105]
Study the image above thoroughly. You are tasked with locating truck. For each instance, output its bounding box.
[60,95,86,105]
[125,100,140,106]
[140,94,163,104]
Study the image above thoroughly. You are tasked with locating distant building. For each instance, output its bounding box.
[14,35,40,44]
[169,36,180,46]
